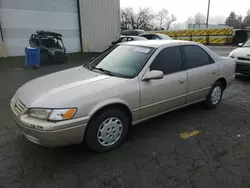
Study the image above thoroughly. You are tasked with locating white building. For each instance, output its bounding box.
[0,0,120,57]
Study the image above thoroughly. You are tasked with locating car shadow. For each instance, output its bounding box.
[236,74,250,82]
[12,100,238,181]
[19,102,201,158]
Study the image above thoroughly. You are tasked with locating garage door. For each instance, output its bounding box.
[0,0,81,56]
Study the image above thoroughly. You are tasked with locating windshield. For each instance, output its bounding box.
[135,37,147,41]
[87,45,155,78]
[243,39,250,47]
[158,34,172,40]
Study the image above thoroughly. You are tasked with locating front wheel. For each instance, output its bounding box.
[85,109,129,152]
[203,81,224,109]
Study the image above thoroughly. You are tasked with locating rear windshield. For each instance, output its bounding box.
[157,34,172,40]
[121,30,145,36]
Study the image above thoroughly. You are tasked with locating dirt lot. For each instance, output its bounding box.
[1,46,250,188]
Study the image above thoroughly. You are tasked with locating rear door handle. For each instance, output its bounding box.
[212,70,217,74]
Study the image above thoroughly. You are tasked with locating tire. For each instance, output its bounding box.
[203,81,224,109]
[85,109,129,152]
[32,65,40,69]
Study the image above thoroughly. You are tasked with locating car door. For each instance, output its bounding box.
[139,46,188,120]
[181,45,219,104]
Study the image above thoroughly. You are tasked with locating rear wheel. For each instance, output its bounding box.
[203,81,224,109]
[85,109,129,152]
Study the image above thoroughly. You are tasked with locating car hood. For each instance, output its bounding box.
[232,47,250,57]
[15,66,127,108]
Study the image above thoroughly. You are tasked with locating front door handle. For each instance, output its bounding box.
[179,80,186,84]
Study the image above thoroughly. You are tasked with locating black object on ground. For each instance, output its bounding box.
[29,30,68,65]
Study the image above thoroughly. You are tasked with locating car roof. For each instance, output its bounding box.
[140,33,164,36]
[120,36,147,40]
[121,40,196,48]
[122,36,142,38]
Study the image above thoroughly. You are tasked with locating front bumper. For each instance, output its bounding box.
[10,97,89,147]
[235,61,250,75]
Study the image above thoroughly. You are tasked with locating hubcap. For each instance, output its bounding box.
[211,86,222,105]
[97,117,123,147]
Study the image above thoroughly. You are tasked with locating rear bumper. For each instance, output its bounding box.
[10,99,89,147]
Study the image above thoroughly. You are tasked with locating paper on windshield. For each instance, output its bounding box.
[133,47,150,54]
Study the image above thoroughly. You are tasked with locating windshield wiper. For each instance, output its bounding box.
[91,66,114,76]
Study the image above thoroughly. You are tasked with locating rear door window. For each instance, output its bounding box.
[182,45,213,69]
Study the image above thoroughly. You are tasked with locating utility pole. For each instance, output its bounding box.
[206,0,211,28]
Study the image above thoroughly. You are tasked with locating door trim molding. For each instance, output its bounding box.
[140,94,186,110]
[187,86,211,96]
[132,98,205,125]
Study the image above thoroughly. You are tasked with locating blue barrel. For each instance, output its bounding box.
[25,47,40,67]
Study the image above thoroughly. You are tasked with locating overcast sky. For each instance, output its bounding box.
[121,0,250,24]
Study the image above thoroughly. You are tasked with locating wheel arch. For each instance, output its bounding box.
[88,100,133,129]
[215,77,227,90]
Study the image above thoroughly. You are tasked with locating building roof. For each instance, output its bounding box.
[122,40,196,48]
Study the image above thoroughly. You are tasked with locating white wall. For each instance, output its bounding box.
[0,0,80,56]
[0,29,3,57]
[80,0,120,52]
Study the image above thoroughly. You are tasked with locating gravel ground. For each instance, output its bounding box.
[1,46,250,188]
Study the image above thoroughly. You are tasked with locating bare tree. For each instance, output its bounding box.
[194,13,206,28]
[186,16,194,29]
[135,8,155,30]
[121,8,132,30]
[120,7,155,30]
[155,9,176,30]
[165,14,177,30]
[157,9,168,29]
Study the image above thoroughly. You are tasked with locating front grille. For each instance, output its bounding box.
[238,57,250,61]
[12,96,27,115]
[236,64,250,74]
[54,51,63,55]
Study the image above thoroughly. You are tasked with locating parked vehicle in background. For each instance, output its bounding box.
[232,29,250,46]
[121,29,145,36]
[110,36,147,47]
[140,33,172,40]
[29,31,67,64]
[229,38,250,75]
[10,40,235,152]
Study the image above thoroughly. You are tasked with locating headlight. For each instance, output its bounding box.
[229,52,235,58]
[28,108,76,121]
[29,108,51,120]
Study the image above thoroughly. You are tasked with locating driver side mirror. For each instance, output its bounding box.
[143,70,164,81]
[238,43,243,47]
